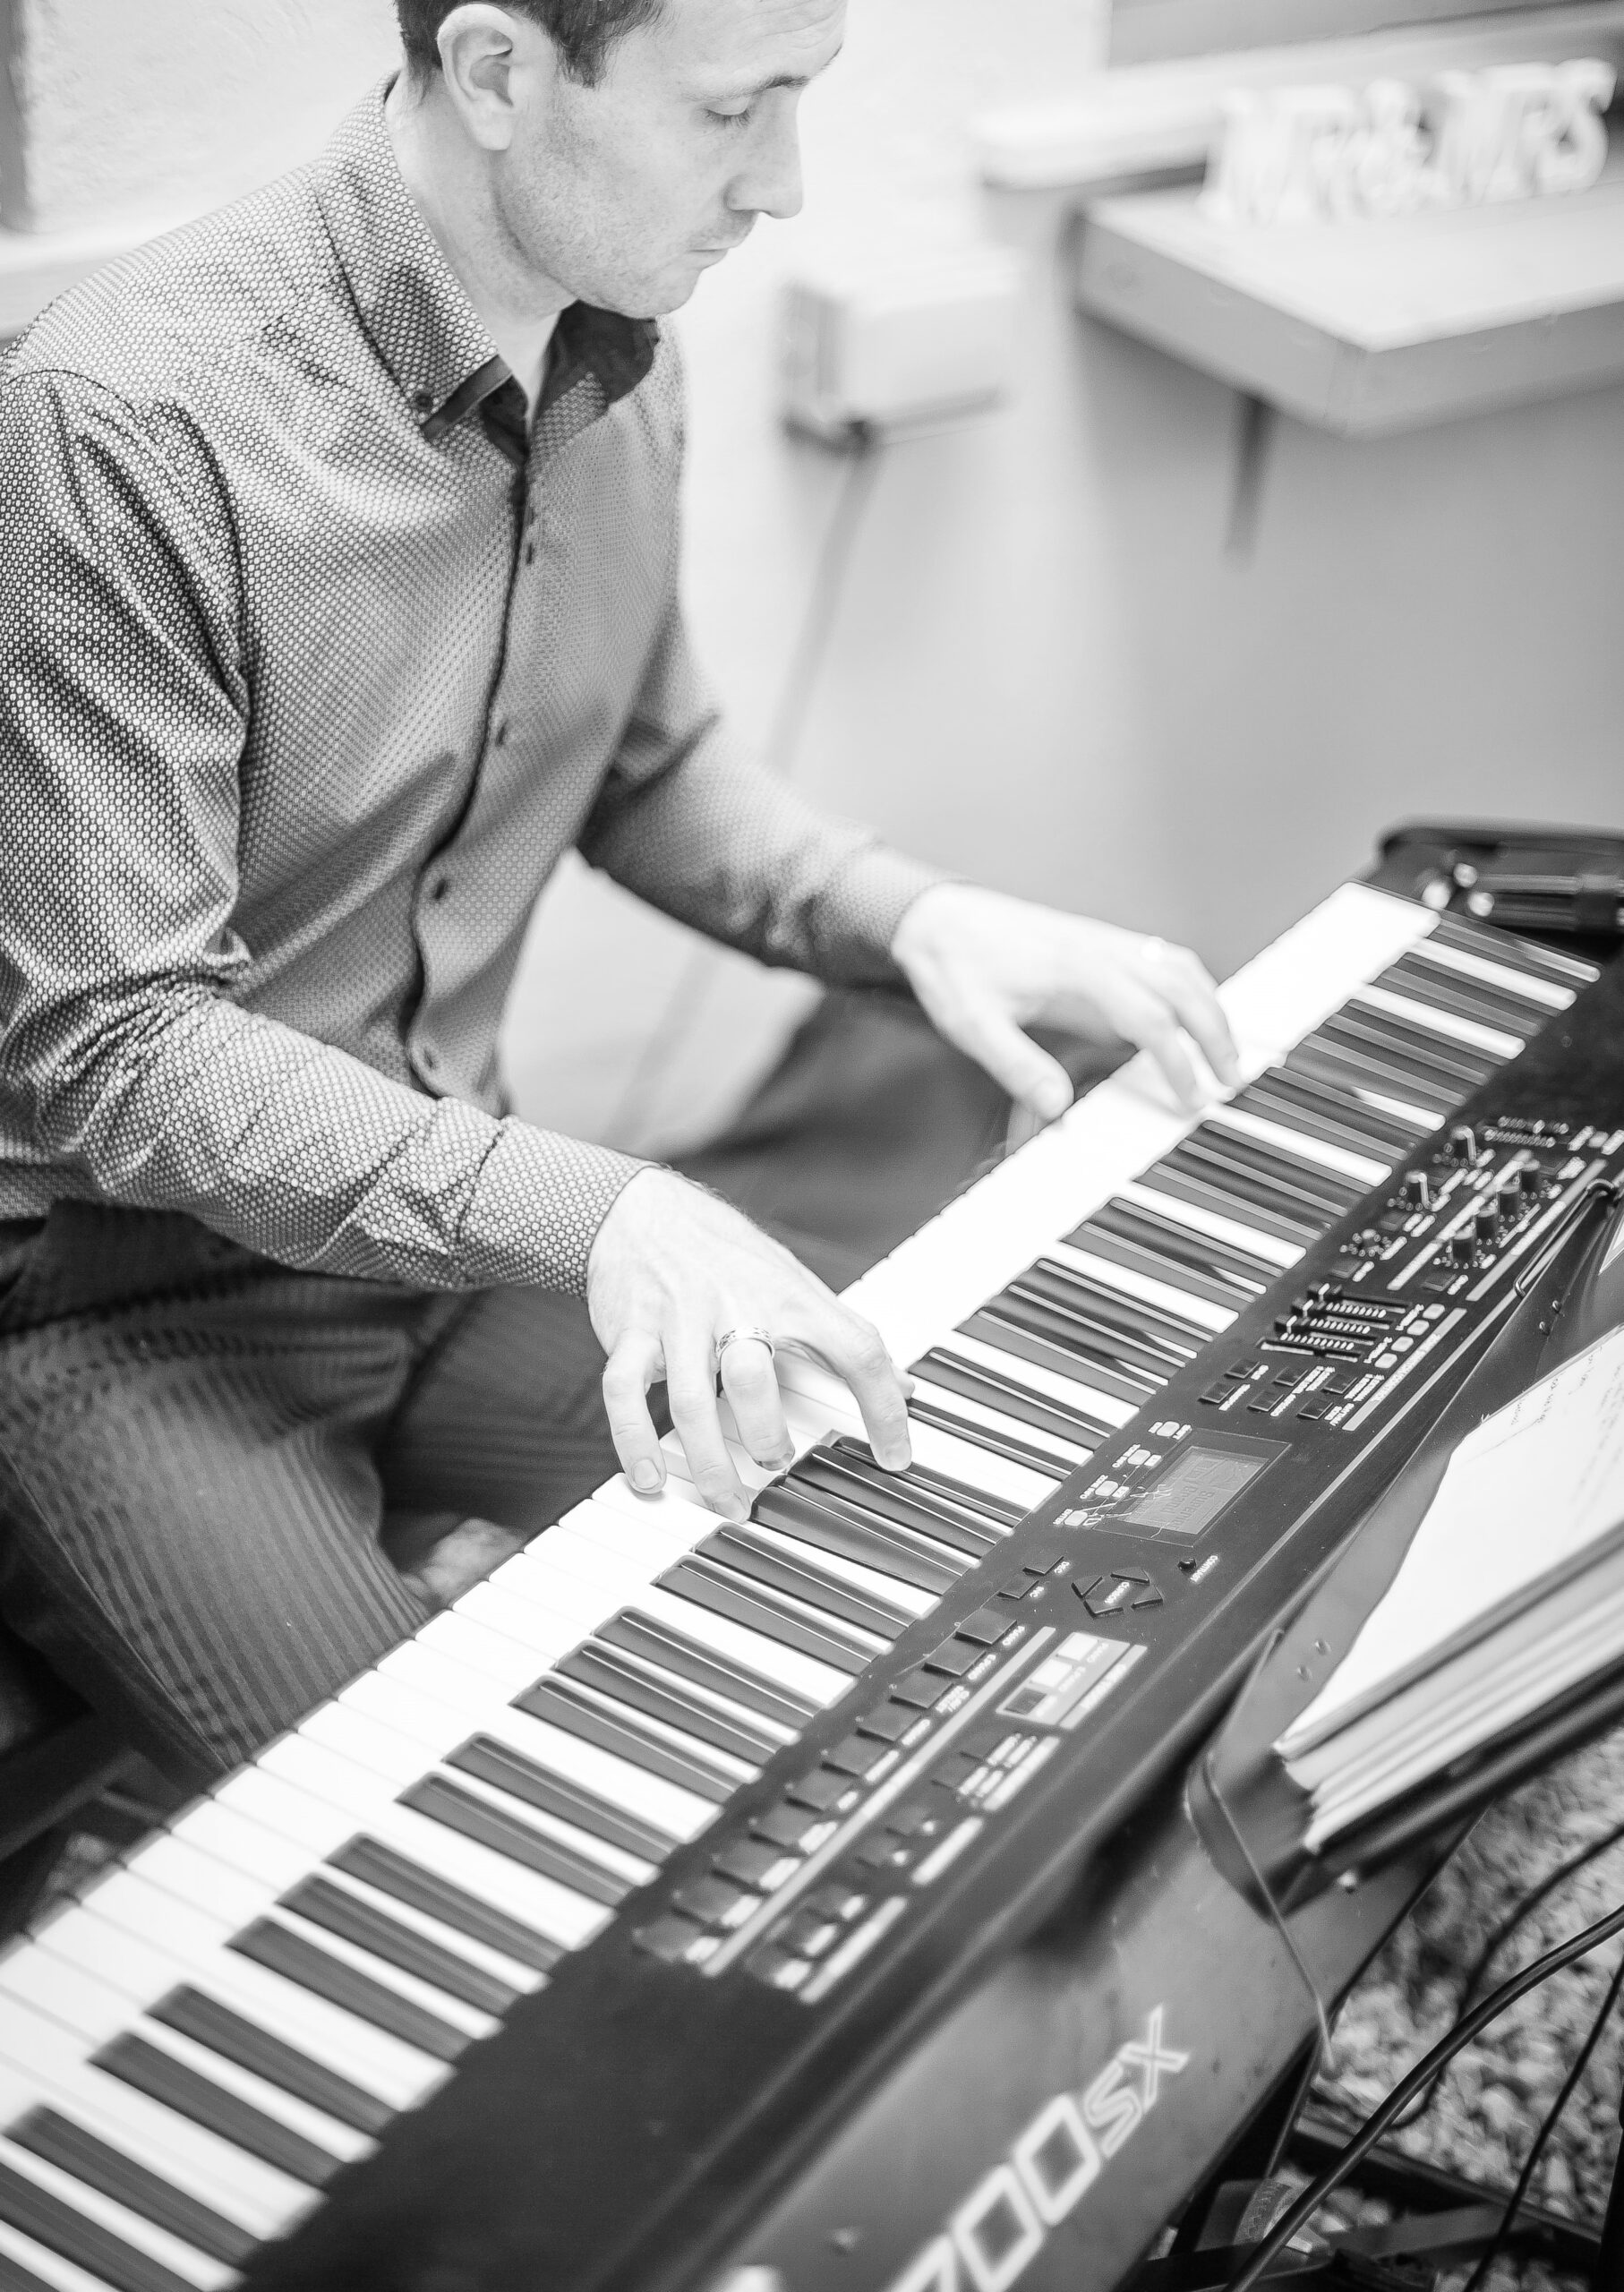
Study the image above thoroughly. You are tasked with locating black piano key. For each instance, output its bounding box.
[962,1309,1157,1408]
[1009,1259,1204,1357]
[831,1438,1025,1529]
[446,1735,678,1864]
[1182,1123,1363,1212]
[1380,953,1543,1037]
[795,1450,1003,1554]
[12,2108,253,2268]
[556,1644,781,1766]
[915,1347,1111,1447]
[1429,909,1595,986]
[1325,1005,1493,1090]
[697,1527,913,1640]
[659,1556,873,1675]
[1076,1202,1272,1301]
[279,1874,521,2017]
[401,1771,640,1898]
[756,1482,963,1597]
[1300,1021,1467,1108]
[0,2155,195,2292]
[906,1397,1067,1480]
[95,2033,343,2189]
[599,1612,817,1732]
[327,1839,563,1975]
[511,1680,738,1803]
[230,1920,472,2065]
[1285,1037,1453,1119]
[1136,1159,1321,1247]
[969,1293,1164,1396]
[148,1987,391,2136]
[1235,1068,1416,1158]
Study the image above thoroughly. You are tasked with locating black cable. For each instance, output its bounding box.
[1458,1945,1624,2292]
[1312,1813,1624,2137]
[1225,1897,1624,2291]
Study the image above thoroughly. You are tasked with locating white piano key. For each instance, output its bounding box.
[304,1862,545,2003]
[261,1907,500,2043]
[1040,1240,1234,1337]
[412,1611,552,1690]
[464,1702,718,1845]
[939,1330,1139,1428]
[357,1799,611,1954]
[77,1876,498,2050]
[295,1702,449,1792]
[0,2213,136,2292]
[422,1763,658,1892]
[372,1638,524,1723]
[907,1378,1092,1475]
[31,1914,449,2117]
[735,1519,936,1621]
[902,1416,1056,1513]
[1409,933,1574,1010]
[449,1581,578,1664]
[1204,1103,1389,1189]
[0,2134,233,2289]
[1116,1178,1301,1270]
[594,1642,798,1748]
[1350,982,1524,1064]
[619,1581,850,1712]
[0,2046,316,2245]
[1219,883,1435,1056]
[117,2018,376,2167]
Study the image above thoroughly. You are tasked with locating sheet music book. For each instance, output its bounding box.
[1276,1321,1624,1852]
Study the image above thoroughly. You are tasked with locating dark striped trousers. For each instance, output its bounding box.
[0,1205,622,1788]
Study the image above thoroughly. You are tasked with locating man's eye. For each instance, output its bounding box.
[707,105,753,128]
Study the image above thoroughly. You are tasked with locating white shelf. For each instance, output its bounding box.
[1076,160,1624,432]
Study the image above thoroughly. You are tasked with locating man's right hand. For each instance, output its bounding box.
[585,1167,912,1522]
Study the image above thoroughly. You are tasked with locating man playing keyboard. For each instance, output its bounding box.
[0,0,1237,1792]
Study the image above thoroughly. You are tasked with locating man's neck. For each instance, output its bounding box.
[385,73,565,415]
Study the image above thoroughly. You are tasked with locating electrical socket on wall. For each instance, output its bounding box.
[780,243,1024,445]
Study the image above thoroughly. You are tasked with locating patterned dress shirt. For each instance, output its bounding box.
[0,85,941,1296]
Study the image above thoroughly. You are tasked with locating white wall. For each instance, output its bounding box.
[1,0,397,230]
[509,0,1624,1155]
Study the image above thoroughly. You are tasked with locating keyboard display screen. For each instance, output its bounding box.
[1119,1445,1269,1539]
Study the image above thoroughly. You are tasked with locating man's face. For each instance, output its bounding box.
[501,0,845,317]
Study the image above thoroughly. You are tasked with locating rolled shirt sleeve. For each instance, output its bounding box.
[0,372,643,1295]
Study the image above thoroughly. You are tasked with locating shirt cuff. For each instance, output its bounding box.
[459,1121,649,1295]
[812,845,960,988]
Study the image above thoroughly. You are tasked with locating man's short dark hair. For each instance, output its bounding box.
[397,0,662,86]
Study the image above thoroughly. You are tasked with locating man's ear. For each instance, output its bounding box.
[436,3,557,151]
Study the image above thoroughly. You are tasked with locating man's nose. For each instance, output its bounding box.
[730,107,805,222]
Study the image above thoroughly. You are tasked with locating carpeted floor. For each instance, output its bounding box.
[1312,1723,1624,2289]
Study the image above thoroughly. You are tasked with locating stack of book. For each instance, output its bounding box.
[1277,1316,1624,1852]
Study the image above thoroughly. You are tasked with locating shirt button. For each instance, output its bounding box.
[410,386,434,415]
[429,875,450,902]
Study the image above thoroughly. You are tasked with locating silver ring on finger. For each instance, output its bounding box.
[715,1325,775,1372]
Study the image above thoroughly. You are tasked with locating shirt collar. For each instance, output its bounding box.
[314,81,659,446]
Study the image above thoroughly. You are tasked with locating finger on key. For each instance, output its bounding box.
[603,1330,667,1496]
[1139,1010,1201,1111]
[668,1334,749,1522]
[718,1332,793,1473]
[1160,944,1243,1089]
[816,1304,912,1474]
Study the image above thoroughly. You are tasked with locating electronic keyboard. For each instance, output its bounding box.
[1,870,1620,2292]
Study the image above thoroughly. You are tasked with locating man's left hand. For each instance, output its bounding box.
[892,883,1243,1121]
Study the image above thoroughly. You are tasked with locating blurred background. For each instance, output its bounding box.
[1,0,1619,1164]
